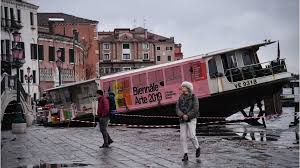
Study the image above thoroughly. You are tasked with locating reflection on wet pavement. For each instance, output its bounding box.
[1,107,299,168]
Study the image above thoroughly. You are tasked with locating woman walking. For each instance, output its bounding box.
[176,81,200,161]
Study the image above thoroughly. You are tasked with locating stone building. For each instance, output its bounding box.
[98,27,183,76]
[1,0,40,100]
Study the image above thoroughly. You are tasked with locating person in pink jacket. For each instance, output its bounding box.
[97,90,113,148]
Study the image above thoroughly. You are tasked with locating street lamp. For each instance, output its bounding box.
[24,67,33,96]
[11,31,25,124]
[12,31,21,43]
[56,49,62,86]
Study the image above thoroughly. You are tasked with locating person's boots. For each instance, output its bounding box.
[182,153,188,161]
[196,147,200,158]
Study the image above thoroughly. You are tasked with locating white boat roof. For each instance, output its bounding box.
[44,78,97,92]
[100,41,276,80]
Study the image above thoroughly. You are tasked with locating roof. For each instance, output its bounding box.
[100,41,277,80]
[202,41,276,58]
[44,78,97,92]
[37,13,98,26]
[98,27,172,43]
[2,0,39,9]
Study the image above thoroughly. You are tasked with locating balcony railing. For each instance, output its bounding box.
[1,18,23,30]
[213,59,287,82]
[1,54,13,62]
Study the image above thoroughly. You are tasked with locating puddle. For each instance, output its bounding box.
[17,163,91,168]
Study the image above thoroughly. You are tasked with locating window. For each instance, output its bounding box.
[122,43,130,49]
[143,43,149,49]
[183,64,192,81]
[38,45,44,60]
[18,42,25,58]
[143,53,149,60]
[156,56,161,62]
[122,54,130,60]
[242,51,253,65]
[103,43,110,49]
[20,69,24,83]
[132,73,147,87]
[5,40,10,56]
[4,7,8,20]
[33,93,37,101]
[30,12,33,26]
[123,67,131,71]
[168,56,172,62]
[148,70,163,84]
[30,44,37,59]
[208,58,218,78]
[103,53,110,60]
[32,70,36,83]
[69,49,74,63]
[165,66,182,85]
[166,47,173,50]
[10,8,14,20]
[104,67,110,74]
[49,46,55,61]
[1,40,4,55]
[59,48,65,62]
[156,46,160,50]
[17,9,21,22]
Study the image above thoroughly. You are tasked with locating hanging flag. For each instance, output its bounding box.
[277,40,280,60]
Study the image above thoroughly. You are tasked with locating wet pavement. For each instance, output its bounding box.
[1,107,299,168]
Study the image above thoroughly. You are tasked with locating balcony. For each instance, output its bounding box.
[1,18,23,31]
[215,59,288,82]
[1,54,13,63]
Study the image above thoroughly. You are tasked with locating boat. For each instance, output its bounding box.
[42,41,292,125]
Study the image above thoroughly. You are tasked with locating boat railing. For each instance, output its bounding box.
[223,58,287,82]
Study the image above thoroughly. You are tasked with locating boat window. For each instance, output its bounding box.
[148,70,163,84]
[221,53,237,70]
[132,73,147,87]
[208,58,218,78]
[103,80,116,93]
[183,63,192,82]
[117,77,131,93]
[165,66,182,85]
[192,61,203,81]
[227,53,237,68]
[242,51,253,65]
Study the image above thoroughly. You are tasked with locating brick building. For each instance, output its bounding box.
[38,30,85,92]
[37,13,99,79]
[98,27,183,76]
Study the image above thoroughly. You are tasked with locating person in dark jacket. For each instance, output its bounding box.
[176,81,200,161]
[97,90,113,148]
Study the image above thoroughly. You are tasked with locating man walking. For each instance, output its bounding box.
[97,90,113,148]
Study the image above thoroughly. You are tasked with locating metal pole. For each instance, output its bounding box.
[59,67,61,86]
[27,72,30,96]
[16,66,21,115]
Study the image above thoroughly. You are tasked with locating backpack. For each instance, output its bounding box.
[108,92,117,114]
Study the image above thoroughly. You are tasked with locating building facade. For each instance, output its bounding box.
[37,13,99,79]
[38,31,85,92]
[1,0,40,100]
[98,27,183,76]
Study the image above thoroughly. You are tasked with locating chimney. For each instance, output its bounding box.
[144,29,148,39]
[48,21,54,34]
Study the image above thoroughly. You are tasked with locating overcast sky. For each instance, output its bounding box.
[28,0,299,73]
